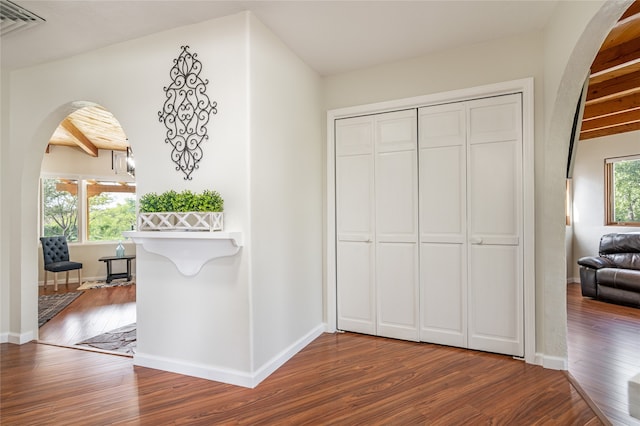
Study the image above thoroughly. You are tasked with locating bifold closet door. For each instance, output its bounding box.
[335,116,376,335]
[374,110,419,341]
[418,93,524,357]
[418,103,467,347]
[336,110,419,341]
[466,94,523,357]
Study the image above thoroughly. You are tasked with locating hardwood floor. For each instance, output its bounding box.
[2,333,601,425]
[38,283,136,347]
[567,282,640,426]
[2,282,635,423]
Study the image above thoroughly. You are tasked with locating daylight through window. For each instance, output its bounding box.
[41,178,136,242]
[605,155,640,226]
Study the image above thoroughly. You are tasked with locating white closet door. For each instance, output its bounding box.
[418,103,467,346]
[375,110,419,341]
[336,116,376,335]
[467,94,524,357]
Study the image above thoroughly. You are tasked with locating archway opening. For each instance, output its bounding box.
[37,103,137,355]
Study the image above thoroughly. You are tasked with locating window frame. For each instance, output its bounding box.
[40,173,136,244]
[604,154,640,226]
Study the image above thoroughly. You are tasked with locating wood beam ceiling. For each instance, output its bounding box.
[46,106,129,155]
[61,118,99,157]
[580,1,640,141]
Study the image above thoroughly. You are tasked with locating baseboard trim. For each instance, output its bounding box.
[0,332,8,343]
[38,275,105,287]
[534,352,568,370]
[134,324,326,388]
[7,331,34,345]
[567,277,580,284]
[252,324,325,387]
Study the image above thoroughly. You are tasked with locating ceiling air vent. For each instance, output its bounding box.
[0,0,45,37]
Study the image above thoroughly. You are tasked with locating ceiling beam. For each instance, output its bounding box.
[580,120,640,140]
[619,1,640,22]
[60,118,98,157]
[585,69,640,103]
[583,91,640,119]
[590,38,640,75]
[581,108,640,132]
[600,5,640,51]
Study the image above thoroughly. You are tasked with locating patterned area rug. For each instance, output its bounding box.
[77,279,135,290]
[38,292,83,327]
[76,323,137,355]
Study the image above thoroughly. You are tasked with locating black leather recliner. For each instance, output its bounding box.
[577,232,640,308]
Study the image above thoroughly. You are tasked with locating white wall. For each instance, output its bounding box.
[247,14,323,371]
[571,130,640,280]
[3,11,323,386]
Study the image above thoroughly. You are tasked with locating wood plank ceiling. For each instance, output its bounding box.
[47,105,128,156]
[581,1,640,140]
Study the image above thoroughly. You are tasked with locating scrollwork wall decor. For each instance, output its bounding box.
[158,46,218,180]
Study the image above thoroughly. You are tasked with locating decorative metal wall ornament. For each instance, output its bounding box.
[158,45,218,180]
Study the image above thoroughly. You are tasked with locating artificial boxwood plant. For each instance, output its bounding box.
[139,189,224,213]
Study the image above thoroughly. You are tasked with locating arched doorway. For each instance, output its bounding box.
[36,103,137,354]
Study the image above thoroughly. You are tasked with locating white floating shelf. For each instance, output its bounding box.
[123,231,243,276]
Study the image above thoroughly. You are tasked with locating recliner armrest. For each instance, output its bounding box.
[577,256,616,270]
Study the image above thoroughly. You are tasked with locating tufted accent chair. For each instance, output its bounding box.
[40,236,83,291]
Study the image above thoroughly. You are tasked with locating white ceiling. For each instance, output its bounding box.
[1,1,559,76]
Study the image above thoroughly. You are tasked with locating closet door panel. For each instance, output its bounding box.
[419,146,465,243]
[337,241,376,335]
[467,94,523,357]
[377,242,419,341]
[336,155,374,241]
[468,140,520,245]
[420,242,465,346]
[376,150,418,241]
[375,110,419,340]
[336,116,376,335]
[418,104,467,345]
[468,245,522,356]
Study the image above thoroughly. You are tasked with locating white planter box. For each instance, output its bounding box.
[138,212,223,232]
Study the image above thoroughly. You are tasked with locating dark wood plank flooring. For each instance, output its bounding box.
[2,332,600,425]
[38,282,136,346]
[567,282,640,426]
[2,282,636,423]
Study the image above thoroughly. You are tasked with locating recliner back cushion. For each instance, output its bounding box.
[599,233,640,271]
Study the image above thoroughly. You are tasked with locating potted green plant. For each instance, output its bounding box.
[138,189,224,231]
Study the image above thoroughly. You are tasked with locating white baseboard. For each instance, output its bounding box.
[252,324,325,387]
[0,332,8,343]
[7,330,34,345]
[134,324,325,388]
[535,352,567,370]
[567,277,579,284]
[38,274,134,287]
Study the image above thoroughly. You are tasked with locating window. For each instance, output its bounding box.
[42,178,79,242]
[41,177,135,242]
[605,155,640,226]
[87,181,136,241]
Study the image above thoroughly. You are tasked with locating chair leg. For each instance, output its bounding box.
[65,271,70,290]
[78,269,82,287]
[53,272,58,292]
[43,270,47,291]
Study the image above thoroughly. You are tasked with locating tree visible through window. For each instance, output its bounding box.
[41,178,136,242]
[42,178,78,241]
[606,156,640,225]
[87,182,136,241]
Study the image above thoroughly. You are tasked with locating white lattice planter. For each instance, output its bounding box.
[138,212,223,232]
